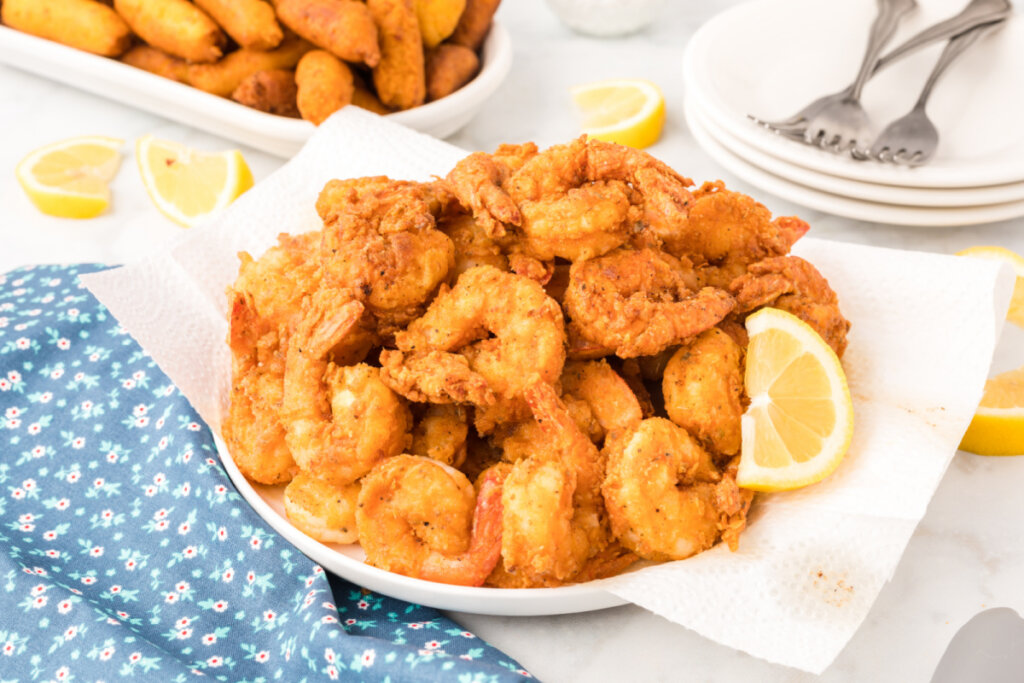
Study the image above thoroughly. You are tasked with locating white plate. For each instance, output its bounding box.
[683,0,1024,188]
[689,97,1024,208]
[684,98,1024,227]
[214,436,628,616]
[0,23,512,158]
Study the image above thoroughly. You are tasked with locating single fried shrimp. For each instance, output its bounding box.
[499,455,578,585]
[443,143,538,237]
[411,404,469,467]
[559,359,643,442]
[506,137,690,261]
[231,231,322,330]
[664,183,809,287]
[393,266,566,417]
[281,292,410,485]
[563,248,735,358]
[439,213,509,280]
[222,292,296,485]
[663,328,745,457]
[317,177,456,333]
[356,455,506,586]
[602,418,748,562]
[283,472,360,544]
[491,383,610,585]
[449,137,693,262]
[379,348,494,405]
[730,255,850,357]
[222,232,324,485]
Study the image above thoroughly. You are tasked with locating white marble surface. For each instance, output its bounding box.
[1,0,1022,680]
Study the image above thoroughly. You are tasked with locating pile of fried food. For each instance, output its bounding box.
[223,136,850,588]
[1,0,498,123]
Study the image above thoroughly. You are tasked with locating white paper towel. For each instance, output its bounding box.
[81,106,1015,674]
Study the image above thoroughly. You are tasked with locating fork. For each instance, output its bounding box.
[868,21,1003,165]
[800,0,917,153]
[749,0,1012,136]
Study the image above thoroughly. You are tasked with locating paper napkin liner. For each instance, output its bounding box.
[82,107,1015,674]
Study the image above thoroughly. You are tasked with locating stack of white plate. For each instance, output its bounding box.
[682,0,1024,227]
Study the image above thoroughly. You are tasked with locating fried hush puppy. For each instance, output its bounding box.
[448,0,500,51]
[193,0,284,50]
[120,44,190,83]
[295,49,354,124]
[187,34,311,97]
[273,0,381,67]
[426,43,478,101]
[114,0,226,63]
[231,68,300,117]
[367,0,426,110]
[2,0,132,57]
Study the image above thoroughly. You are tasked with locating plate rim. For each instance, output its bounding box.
[682,0,1024,189]
[688,98,1024,208]
[684,98,1024,227]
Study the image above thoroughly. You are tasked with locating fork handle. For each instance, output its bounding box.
[873,0,1011,73]
[850,0,918,100]
[913,22,1001,109]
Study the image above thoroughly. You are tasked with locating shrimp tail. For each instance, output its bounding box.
[296,292,366,360]
[420,466,506,586]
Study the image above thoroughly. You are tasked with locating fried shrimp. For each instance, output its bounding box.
[446,137,693,263]
[602,418,749,562]
[317,176,456,333]
[222,292,296,485]
[492,382,608,585]
[662,182,809,287]
[222,231,324,485]
[663,328,745,457]
[411,404,469,467]
[356,455,506,586]
[283,472,360,544]
[281,292,410,485]
[498,456,578,584]
[389,266,566,429]
[443,143,538,238]
[559,360,643,442]
[730,255,850,357]
[564,248,736,358]
[439,213,509,280]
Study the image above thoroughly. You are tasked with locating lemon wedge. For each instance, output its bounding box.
[959,365,1024,456]
[570,79,665,149]
[955,245,1024,328]
[15,136,123,219]
[136,135,254,227]
[737,308,855,492]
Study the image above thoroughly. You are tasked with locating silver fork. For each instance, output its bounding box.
[801,0,918,153]
[749,0,1012,135]
[869,21,1004,165]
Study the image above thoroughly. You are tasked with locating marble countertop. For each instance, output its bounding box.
[1,0,1022,680]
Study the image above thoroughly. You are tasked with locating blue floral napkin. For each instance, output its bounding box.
[0,264,532,682]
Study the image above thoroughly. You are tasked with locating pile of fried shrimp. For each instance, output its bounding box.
[2,0,498,123]
[223,136,851,588]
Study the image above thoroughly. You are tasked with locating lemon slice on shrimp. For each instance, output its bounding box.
[737,308,854,492]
